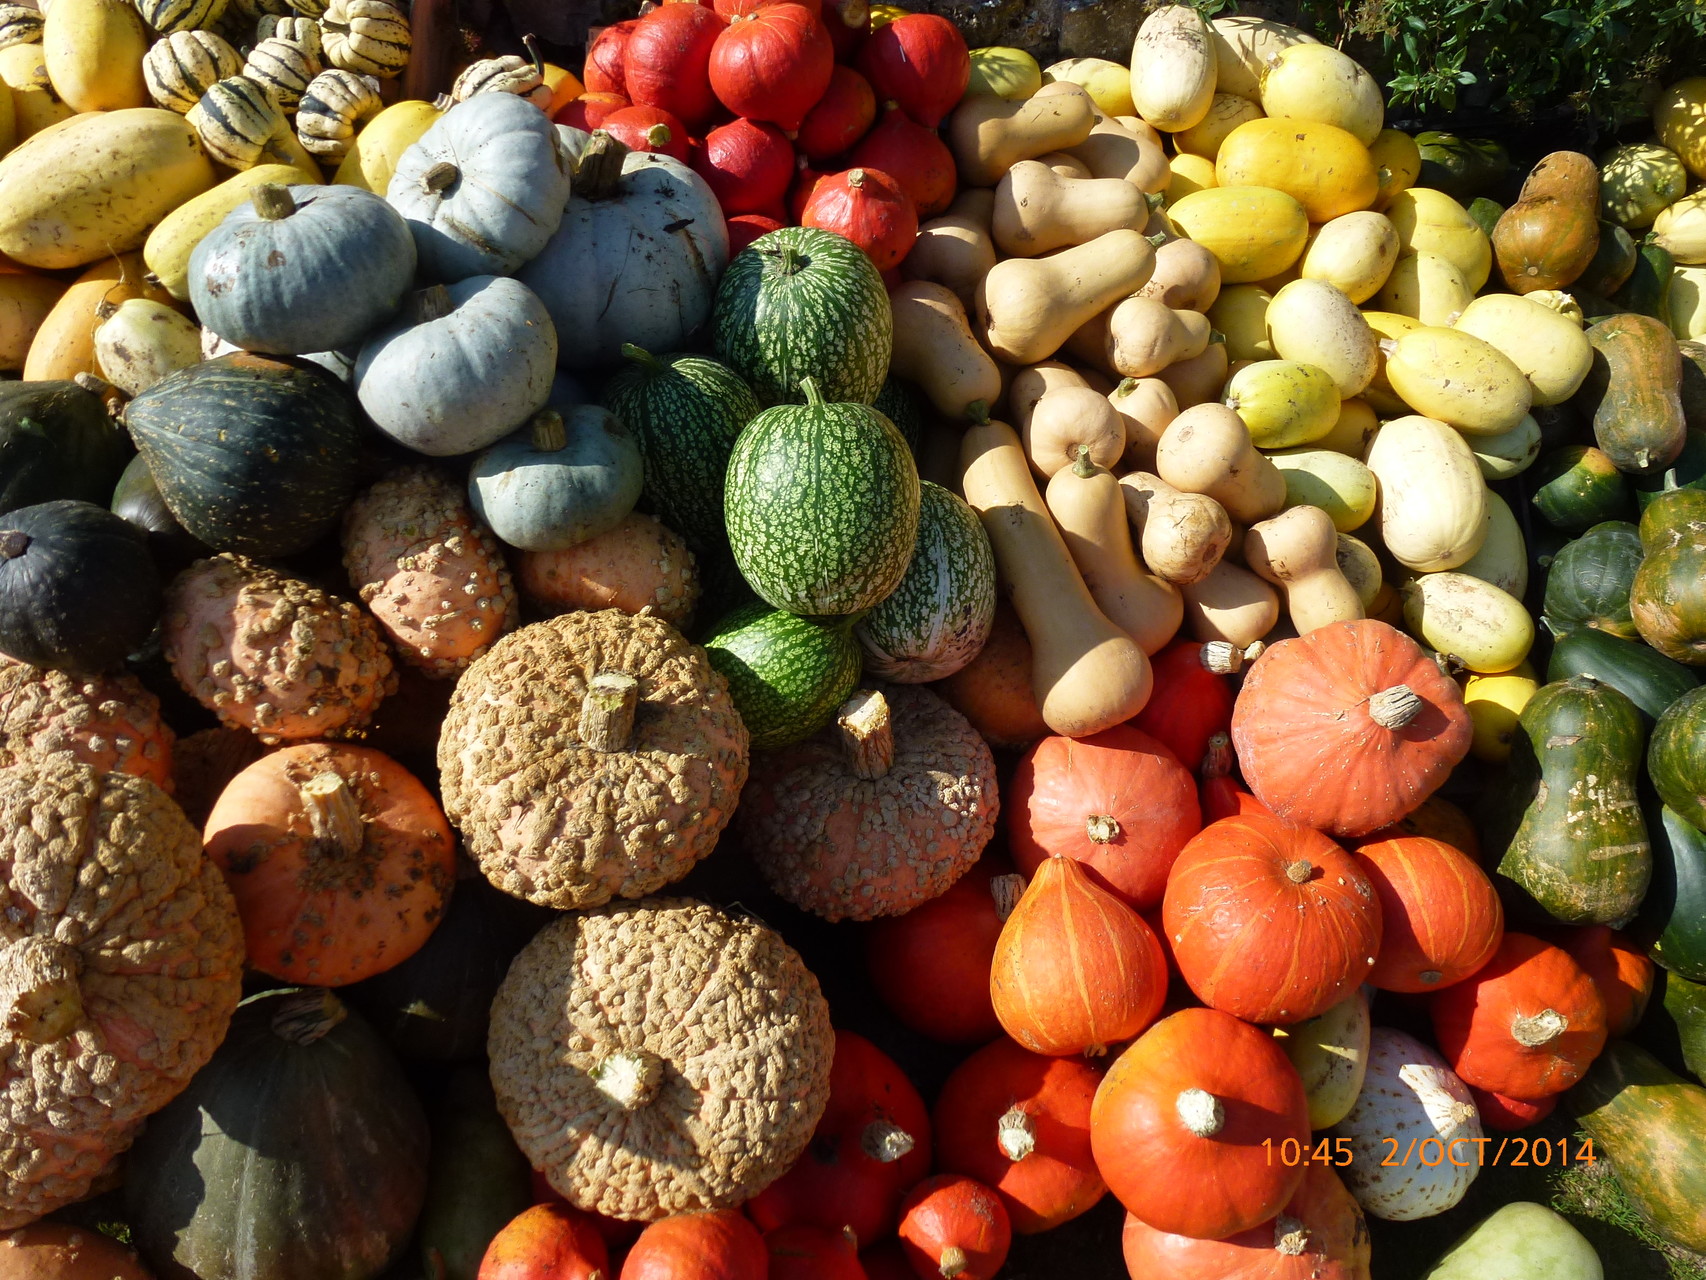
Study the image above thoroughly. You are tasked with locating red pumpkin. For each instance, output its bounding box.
[1467,1085,1557,1131]
[990,853,1169,1056]
[693,117,796,214]
[790,160,829,222]
[583,19,640,96]
[709,3,834,133]
[1163,813,1383,1025]
[1229,619,1474,838]
[1197,732,1275,824]
[729,212,786,255]
[554,91,630,132]
[479,1203,608,1280]
[848,105,956,218]
[823,0,869,59]
[858,1244,913,1280]
[764,1225,866,1280]
[622,1211,769,1280]
[932,1037,1106,1234]
[1560,925,1654,1036]
[1118,1163,1372,1280]
[1355,836,1502,993]
[1132,639,1244,773]
[1429,932,1609,1100]
[854,13,968,128]
[715,0,820,17]
[1090,1007,1310,1241]
[897,1175,1011,1280]
[623,2,728,131]
[797,65,877,162]
[1006,724,1200,910]
[748,1030,932,1248]
[600,104,692,162]
[801,167,918,271]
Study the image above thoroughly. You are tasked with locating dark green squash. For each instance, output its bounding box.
[0,499,160,674]
[1632,428,1706,510]
[123,352,365,558]
[1677,340,1706,429]
[1575,219,1639,296]
[1637,802,1706,982]
[417,1067,534,1280]
[1578,313,1687,476]
[1530,400,1586,453]
[1650,686,1706,833]
[125,987,429,1280]
[1530,444,1633,532]
[111,451,210,569]
[1540,520,1643,639]
[1464,195,1504,239]
[701,600,862,750]
[0,379,130,517]
[1613,242,1675,322]
[1415,132,1510,201]
[872,375,928,458]
[1649,969,1706,1081]
[1546,627,1699,723]
[1568,1040,1706,1253]
[1480,674,1651,927]
[1631,487,1706,665]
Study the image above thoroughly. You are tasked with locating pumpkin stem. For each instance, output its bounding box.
[621,343,666,373]
[1273,1215,1310,1256]
[1378,337,1398,357]
[0,936,84,1044]
[1208,329,1226,344]
[1512,1008,1569,1047]
[1199,640,1243,675]
[580,672,640,753]
[269,987,348,1045]
[837,689,894,781]
[1200,731,1233,779]
[1367,684,1423,729]
[0,530,29,560]
[799,375,825,408]
[1285,859,1316,884]
[300,771,365,856]
[1071,443,1098,479]
[644,122,673,148]
[420,160,460,194]
[938,1247,969,1279]
[94,298,119,322]
[1146,231,1170,247]
[521,31,544,78]
[250,182,297,221]
[848,168,867,189]
[72,372,111,397]
[412,284,455,323]
[997,1106,1037,1161]
[1175,1087,1225,1138]
[591,1048,664,1110]
[573,130,629,201]
[1085,813,1121,843]
[990,873,1026,921]
[966,400,990,425]
[860,1118,916,1163]
[831,0,867,28]
[530,408,567,452]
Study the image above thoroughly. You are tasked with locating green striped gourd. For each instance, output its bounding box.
[855,482,996,683]
[724,376,920,618]
[712,225,892,406]
[186,76,285,169]
[702,602,862,750]
[320,0,411,78]
[872,375,927,457]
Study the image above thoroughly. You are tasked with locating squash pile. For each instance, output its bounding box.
[0,0,1703,1276]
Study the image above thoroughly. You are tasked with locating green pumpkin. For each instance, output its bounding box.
[417,1068,535,1280]
[1541,520,1643,639]
[1632,487,1706,665]
[1546,628,1698,724]
[1640,969,1706,1082]
[0,380,131,518]
[1422,1202,1602,1280]
[1415,132,1510,201]
[1530,444,1633,533]
[701,601,862,751]
[1650,686,1706,833]
[110,452,209,570]
[1632,428,1706,511]
[1637,802,1706,982]
[872,375,928,457]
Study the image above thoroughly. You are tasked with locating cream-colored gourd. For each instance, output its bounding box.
[904,189,998,313]
[1264,278,1378,397]
[1369,251,1473,326]
[1246,504,1365,634]
[1270,448,1377,532]
[1653,191,1706,264]
[1106,298,1212,378]
[143,161,319,300]
[1021,384,1128,479]
[1175,92,1264,159]
[978,227,1160,364]
[1258,42,1383,145]
[1224,358,1341,449]
[1009,360,1087,433]
[1364,415,1487,572]
[0,44,75,140]
[1361,310,1426,415]
[1166,185,1309,284]
[1118,470,1231,584]
[1136,236,1222,311]
[1179,555,1281,646]
[1129,5,1216,133]
[1300,211,1400,303]
[1381,327,1533,434]
[1451,490,1527,600]
[1155,401,1287,523]
[1525,290,1585,323]
[1064,116,1171,192]
[1335,534,1385,609]
[1155,338,1228,410]
[1385,188,1492,290]
[991,161,1150,256]
[888,282,1003,421]
[1401,572,1534,674]
[93,297,201,395]
[947,82,1098,187]
[960,418,1154,735]
[1207,16,1316,101]
[1470,414,1542,481]
[1451,293,1593,407]
[1668,262,1706,340]
[1207,283,1274,360]
[1600,141,1688,229]
[43,0,149,112]
[1368,128,1423,211]
[1166,151,1217,200]
[1108,375,1179,469]
[1272,987,1372,1131]
[1047,448,1183,654]
[1035,151,1094,179]
[1045,57,1136,117]
[1314,397,1380,457]
[1215,117,1380,223]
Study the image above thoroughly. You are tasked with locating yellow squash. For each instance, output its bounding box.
[1166,186,1308,284]
[1464,663,1539,764]
[333,99,442,192]
[43,0,149,112]
[1215,117,1378,222]
[0,44,74,141]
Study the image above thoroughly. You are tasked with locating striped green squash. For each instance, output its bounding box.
[724,377,920,618]
[712,226,892,407]
[600,344,761,556]
[873,376,926,457]
[702,602,861,750]
[855,482,995,683]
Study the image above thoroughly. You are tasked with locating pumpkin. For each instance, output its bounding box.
[553,91,628,133]
[1561,924,1653,1036]
[599,104,691,163]
[692,117,795,216]
[582,19,637,96]
[386,92,571,283]
[856,13,969,129]
[797,64,876,162]
[1090,1007,1311,1240]
[468,406,645,552]
[709,3,833,133]
[848,104,957,220]
[0,500,159,675]
[320,0,411,78]
[897,1175,1011,1280]
[933,1036,1106,1234]
[0,1223,155,1279]
[729,212,785,255]
[0,656,173,791]
[765,1226,865,1280]
[1230,618,1475,838]
[1006,723,1201,910]
[1429,932,1608,1100]
[515,511,701,629]
[478,1202,608,1280]
[125,988,428,1279]
[622,2,726,130]
[1129,638,1246,772]
[0,379,129,518]
[1466,1086,1555,1131]
[801,167,918,272]
[296,68,384,162]
[1163,812,1383,1025]
[0,756,243,1228]
[1355,836,1503,993]
[990,850,1169,1056]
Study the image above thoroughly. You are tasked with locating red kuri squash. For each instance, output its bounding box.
[801,167,918,271]
[1357,794,1483,862]
[554,92,630,132]
[1466,1085,1557,1131]
[623,2,729,130]
[848,105,957,218]
[729,212,786,255]
[1354,836,1503,993]
[824,0,870,58]
[621,1210,769,1280]
[790,160,830,222]
[709,3,834,133]
[897,1175,1011,1280]
[854,13,969,128]
[599,105,692,162]
[479,1203,609,1280]
[797,65,877,162]
[1560,924,1654,1037]
[1130,639,1246,774]
[764,1225,867,1280]
[858,1243,913,1280]
[715,0,821,17]
[693,118,797,215]
[583,19,640,96]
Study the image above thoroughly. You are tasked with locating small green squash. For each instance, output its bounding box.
[0,379,131,517]
[701,600,862,750]
[1271,986,1371,1131]
[1633,428,1706,510]
[467,405,644,552]
[110,451,209,571]
[1631,487,1706,665]
[1579,313,1688,475]
[416,1067,535,1280]
[1541,520,1643,639]
[1574,220,1638,297]
[1611,242,1675,321]
[1546,628,1698,724]
[1645,969,1706,1081]
[1530,445,1633,533]
[1637,802,1706,983]
[1650,686,1706,832]
[1423,1202,1602,1280]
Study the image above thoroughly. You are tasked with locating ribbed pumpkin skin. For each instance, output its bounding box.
[1541,520,1643,639]
[1355,836,1503,993]
[124,352,364,557]
[701,601,862,749]
[1162,812,1383,1025]
[1651,686,1706,832]
[1562,925,1653,1037]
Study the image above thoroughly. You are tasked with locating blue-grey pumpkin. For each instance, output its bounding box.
[353,276,558,458]
[467,405,644,551]
[386,93,571,282]
[190,182,416,356]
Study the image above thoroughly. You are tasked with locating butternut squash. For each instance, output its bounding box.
[904,189,998,313]
[1105,298,1212,378]
[947,82,1098,187]
[1364,414,1488,572]
[1109,375,1179,469]
[1492,152,1600,295]
[1385,187,1493,290]
[1215,117,1380,222]
[1264,277,1378,397]
[1369,250,1473,326]
[0,271,65,371]
[43,0,148,113]
[1176,92,1264,160]
[1136,236,1222,311]
[1009,361,1089,434]
[1299,211,1400,304]
[1063,116,1171,193]
[1129,5,1216,133]
[1258,43,1384,146]
[1381,326,1533,434]
[1166,185,1309,284]
[0,44,74,141]
[888,281,1003,422]
[1156,338,1229,410]
[1155,401,1287,523]
[143,162,320,301]
[1035,152,1094,179]
[991,161,1150,256]
[1118,469,1232,584]
[1246,504,1366,634]
[1208,15,1316,102]
[1180,555,1282,646]
[1021,384,1127,479]
[23,252,177,382]
[959,417,1154,735]
[977,227,1161,364]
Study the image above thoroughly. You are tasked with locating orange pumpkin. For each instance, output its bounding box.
[1163,813,1383,1025]
[1558,924,1654,1037]
[479,1202,608,1279]
[203,742,457,986]
[1355,836,1503,993]
[621,1210,768,1279]
[1466,1084,1557,1132]
[935,598,1048,751]
[1358,794,1481,860]
[897,1175,1012,1280]
[763,1224,866,1280]
[1230,620,1473,838]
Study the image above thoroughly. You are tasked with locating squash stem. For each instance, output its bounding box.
[530,409,567,452]
[1273,1215,1310,1256]
[412,284,455,323]
[938,1246,969,1279]
[1175,1086,1225,1138]
[250,183,297,221]
[1085,813,1121,843]
[591,1049,664,1110]
[420,160,460,194]
[1200,732,1233,779]
[0,935,84,1044]
[521,31,544,78]
[799,375,825,408]
[997,1106,1037,1161]
[1512,1008,1568,1047]
[837,689,893,781]
[269,987,348,1045]
[301,771,365,857]
[860,1119,916,1163]
[1367,684,1423,729]
[645,123,672,148]
[1199,641,1242,674]
[621,343,665,372]
[990,873,1026,921]
[1285,859,1316,885]
[0,530,29,560]
[580,672,639,752]
[574,131,629,201]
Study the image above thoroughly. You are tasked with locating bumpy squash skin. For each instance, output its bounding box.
[1579,314,1687,475]
[1480,675,1651,928]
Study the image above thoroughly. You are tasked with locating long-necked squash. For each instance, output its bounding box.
[1020,384,1127,478]
[1155,339,1228,411]
[1245,504,1365,635]
[1063,116,1170,192]
[1178,555,1280,646]
[1103,297,1212,378]
[1136,236,1222,312]
[23,252,177,382]
[1364,414,1486,571]
[1008,360,1088,433]
[1493,152,1600,294]
[960,416,1153,734]
[991,160,1149,256]
[946,81,1097,187]
[904,189,998,312]
[1579,313,1687,476]
[1118,469,1230,584]
[977,227,1160,365]
[888,281,1002,422]
[1154,401,1286,524]
[1108,375,1179,469]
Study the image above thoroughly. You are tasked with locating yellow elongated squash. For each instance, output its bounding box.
[144,162,320,300]
[1166,185,1308,284]
[1129,5,1216,133]
[0,44,74,141]
[1215,117,1378,222]
[333,98,441,191]
[43,0,149,112]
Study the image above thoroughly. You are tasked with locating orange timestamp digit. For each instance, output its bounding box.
[1262,1136,1354,1166]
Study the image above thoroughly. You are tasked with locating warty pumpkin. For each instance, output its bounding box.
[0,656,173,791]
[514,511,700,630]
[0,1223,155,1279]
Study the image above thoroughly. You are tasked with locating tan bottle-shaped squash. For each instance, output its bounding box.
[947,81,1097,187]
[991,161,1151,257]
[1154,401,1287,524]
[978,227,1161,365]
[904,189,998,313]
[0,271,66,371]
[1021,384,1127,479]
[1109,375,1179,469]
[1047,448,1183,654]
[1107,299,1213,378]
[888,281,1002,422]
[1064,116,1171,192]
[43,0,149,112]
[1009,360,1088,435]
[960,418,1154,735]
[0,44,74,140]
[1119,470,1232,585]
[1035,151,1094,179]
[1136,236,1223,312]
[1129,4,1216,133]
[1245,504,1365,634]
[1155,338,1229,409]
[1364,414,1488,572]
[1179,554,1281,646]
[23,252,178,381]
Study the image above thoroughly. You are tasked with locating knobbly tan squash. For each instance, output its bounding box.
[1009,360,1088,433]
[1136,236,1222,311]
[888,281,1002,421]
[1157,339,1229,410]
[1063,116,1171,192]
[1104,298,1213,378]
